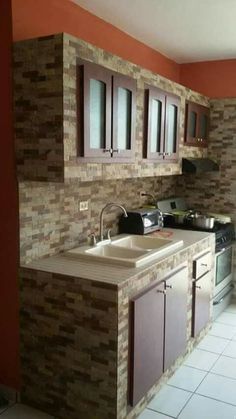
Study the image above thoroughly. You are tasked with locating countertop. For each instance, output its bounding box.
[21,229,215,286]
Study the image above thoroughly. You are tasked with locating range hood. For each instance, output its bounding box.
[182,158,219,174]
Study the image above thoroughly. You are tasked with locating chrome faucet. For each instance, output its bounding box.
[99,202,128,242]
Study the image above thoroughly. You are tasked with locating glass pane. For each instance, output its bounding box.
[90,79,106,149]
[216,247,232,286]
[189,111,197,137]
[150,99,162,153]
[117,87,132,150]
[199,114,208,138]
[166,104,177,153]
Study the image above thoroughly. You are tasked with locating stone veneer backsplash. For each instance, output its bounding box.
[19,176,179,264]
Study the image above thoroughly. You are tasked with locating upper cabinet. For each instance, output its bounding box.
[184,101,209,147]
[77,61,136,161]
[144,86,180,162]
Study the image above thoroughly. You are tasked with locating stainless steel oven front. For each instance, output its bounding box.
[214,246,233,297]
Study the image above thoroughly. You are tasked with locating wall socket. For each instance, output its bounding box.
[79,201,89,211]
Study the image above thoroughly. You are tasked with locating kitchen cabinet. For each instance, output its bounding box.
[184,101,209,147]
[129,265,188,406]
[129,281,165,407]
[192,251,212,337]
[164,266,188,371]
[77,61,136,161]
[144,86,180,162]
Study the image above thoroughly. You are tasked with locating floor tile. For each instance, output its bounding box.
[147,385,191,417]
[225,304,236,314]
[208,322,236,339]
[178,394,236,419]
[0,404,54,419]
[167,365,207,392]
[139,409,172,418]
[184,348,219,371]
[196,372,236,405]
[216,312,236,327]
[197,334,229,354]
[223,340,236,358]
[211,355,236,379]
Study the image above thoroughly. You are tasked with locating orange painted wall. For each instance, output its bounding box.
[0,0,20,389]
[180,59,236,98]
[12,0,180,83]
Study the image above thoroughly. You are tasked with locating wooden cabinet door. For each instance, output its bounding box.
[112,74,136,160]
[164,266,188,371]
[80,62,112,158]
[129,281,165,406]
[145,86,166,160]
[192,271,212,337]
[164,94,180,161]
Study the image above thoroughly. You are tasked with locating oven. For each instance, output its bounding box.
[213,245,234,319]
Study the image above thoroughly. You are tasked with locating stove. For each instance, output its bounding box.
[157,197,235,319]
[157,197,235,252]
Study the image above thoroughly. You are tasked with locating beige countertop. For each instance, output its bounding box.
[21,229,215,286]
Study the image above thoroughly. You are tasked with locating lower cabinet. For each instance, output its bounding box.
[164,267,188,371]
[192,250,212,337]
[129,265,188,406]
[192,271,212,337]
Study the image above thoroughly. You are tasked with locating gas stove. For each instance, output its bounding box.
[157,197,235,252]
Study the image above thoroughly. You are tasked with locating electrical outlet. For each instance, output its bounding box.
[79,201,89,211]
[139,190,146,198]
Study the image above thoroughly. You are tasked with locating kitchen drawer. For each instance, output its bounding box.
[193,250,211,279]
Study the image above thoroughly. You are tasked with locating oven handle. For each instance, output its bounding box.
[213,284,234,305]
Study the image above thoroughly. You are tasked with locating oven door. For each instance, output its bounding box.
[214,246,233,297]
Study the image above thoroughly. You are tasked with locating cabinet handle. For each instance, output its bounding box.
[156,289,166,295]
[165,153,171,156]
[112,149,120,154]
[159,152,164,156]
[201,263,207,267]
[196,285,202,289]
[103,148,112,154]
[166,284,173,289]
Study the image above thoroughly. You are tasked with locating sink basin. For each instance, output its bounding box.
[66,235,184,267]
[111,235,172,250]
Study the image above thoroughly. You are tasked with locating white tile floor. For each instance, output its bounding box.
[139,304,236,419]
[2,305,236,419]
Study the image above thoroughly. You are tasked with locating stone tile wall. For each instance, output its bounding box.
[14,33,209,183]
[19,175,179,264]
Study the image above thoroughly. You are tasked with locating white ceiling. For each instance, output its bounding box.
[72,0,236,63]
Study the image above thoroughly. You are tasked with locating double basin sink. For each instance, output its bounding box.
[66,235,183,268]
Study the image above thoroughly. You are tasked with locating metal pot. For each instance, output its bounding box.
[163,210,187,225]
[192,214,215,229]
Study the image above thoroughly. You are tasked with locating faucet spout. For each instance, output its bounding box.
[99,202,128,242]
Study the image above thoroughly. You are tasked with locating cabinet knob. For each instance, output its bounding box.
[196,285,202,289]
[201,263,207,267]
[166,284,173,289]
[156,289,166,295]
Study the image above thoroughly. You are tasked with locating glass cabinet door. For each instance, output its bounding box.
[80,62,112,158]
[185,101,209,147]
[112,74,136,159]
[145,86,165,160]
[198,106,209,146]
[164,95,180,160]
